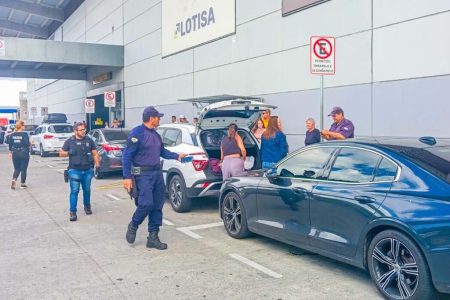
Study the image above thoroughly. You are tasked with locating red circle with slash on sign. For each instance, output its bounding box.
[313,38,333,59]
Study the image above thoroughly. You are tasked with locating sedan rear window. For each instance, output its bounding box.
[49,125,73,133]
[103,130,130,141]
[397,146,450,184]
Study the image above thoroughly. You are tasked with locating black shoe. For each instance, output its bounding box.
[147,231,168,250]
[20,184,27,190]
[126,222,138,244]
[70,211,77,222]
[84,205,92,215]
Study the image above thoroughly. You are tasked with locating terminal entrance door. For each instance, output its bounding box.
[86,90,122,130]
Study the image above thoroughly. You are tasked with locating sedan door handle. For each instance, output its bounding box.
[354,195,375,204]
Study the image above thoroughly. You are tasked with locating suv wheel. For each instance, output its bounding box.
[169,175,192,213]
[368,230,436,300]
[221,191,251,239]
[40,144,47,157]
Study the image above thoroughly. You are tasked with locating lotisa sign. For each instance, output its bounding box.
[162,0,236,57]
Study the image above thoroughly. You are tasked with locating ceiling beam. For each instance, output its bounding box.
[0,0,64,22]
[0,20,48,38]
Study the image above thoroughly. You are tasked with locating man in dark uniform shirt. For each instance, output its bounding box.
[321,106,355,140]
[123,106,186,250]
[60,122,100,221]
[305,118,321,146]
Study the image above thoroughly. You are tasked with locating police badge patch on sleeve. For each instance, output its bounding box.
[131,137,138,143]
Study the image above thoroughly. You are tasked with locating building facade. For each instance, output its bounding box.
[27,0,450,149]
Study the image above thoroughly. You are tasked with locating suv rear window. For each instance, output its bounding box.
[395,146,450,184]
[103,130,130,141]
[49,125,73,133]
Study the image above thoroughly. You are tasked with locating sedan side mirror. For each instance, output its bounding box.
[29,132,34,136]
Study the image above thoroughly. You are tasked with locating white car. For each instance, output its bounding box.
[4,124,15,144]
[158,99,276,212]
[30,123,73,156]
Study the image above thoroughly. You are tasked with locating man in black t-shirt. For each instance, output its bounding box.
[305,118,321,146]
[60,123,100,221]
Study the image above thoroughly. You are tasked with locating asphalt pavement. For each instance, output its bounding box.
[0,143,385,300]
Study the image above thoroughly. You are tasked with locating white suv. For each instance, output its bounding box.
[30,123,73,156]
[158,100,276,212]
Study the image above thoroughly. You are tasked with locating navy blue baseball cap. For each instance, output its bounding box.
[143,106,164,118]
[328,106,344,116]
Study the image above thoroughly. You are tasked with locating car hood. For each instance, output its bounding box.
[198,100,276,130]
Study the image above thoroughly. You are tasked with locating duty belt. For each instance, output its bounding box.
[131,165,161,175]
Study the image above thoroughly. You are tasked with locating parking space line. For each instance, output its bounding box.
[176,222,223,239]
[163,219,174,226]
[47,165,54,168]
[106,194,121,201]
[177,228,203,239]
[229,253,283,279]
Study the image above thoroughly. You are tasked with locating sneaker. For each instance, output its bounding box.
[20,184,27,189]
[84,205,92,215]
[69,211,77,222]
[11,180,16,190]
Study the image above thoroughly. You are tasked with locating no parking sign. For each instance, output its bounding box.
[310,36,335,75]
[85,98,95,114]
[104,91,116,107]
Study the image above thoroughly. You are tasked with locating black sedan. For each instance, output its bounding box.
[219,137,450,300]
[87,128,130,179]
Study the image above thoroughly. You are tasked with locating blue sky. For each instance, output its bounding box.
[0,78,27,107]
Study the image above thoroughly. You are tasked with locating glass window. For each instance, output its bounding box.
[103,130,130,141]
[374,158,398,182]
[190,133,198,146]
[277,147,335,179]
[91,131,100,144]
[49,125,73,133]
[163,129,181,147]
[328,148,381,183]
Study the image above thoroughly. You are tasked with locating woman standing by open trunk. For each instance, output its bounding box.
[9,120,31,190]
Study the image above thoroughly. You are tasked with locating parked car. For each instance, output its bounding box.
[42,113,68,124]
[30,123,73,156]
[0,125,6,144]
[158,99,276,212]
[4,124,15,144]
[23,124,38,136]
[219,137,450,300]
[87,128,130,179]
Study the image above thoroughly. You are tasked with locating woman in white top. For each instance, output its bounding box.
[252,118,266,142]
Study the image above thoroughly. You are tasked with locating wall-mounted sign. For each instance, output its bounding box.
[104,91,116,107]
[310,36,335,75]
[85,98,95,114]
[41,107,48,116]
[162,0,236,57]
[30,107,37,116]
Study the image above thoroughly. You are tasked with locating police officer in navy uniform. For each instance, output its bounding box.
[60,122,100,221]
[8,120,31,190]
[123,106,186,250]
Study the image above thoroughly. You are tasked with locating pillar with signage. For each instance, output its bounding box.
[310,36,335,130]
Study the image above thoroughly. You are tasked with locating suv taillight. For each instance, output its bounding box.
[192,159,208,171]
[43,134,54,139]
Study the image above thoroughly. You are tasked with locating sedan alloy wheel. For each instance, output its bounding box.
[222,191,250,238]
[368,230,435,300]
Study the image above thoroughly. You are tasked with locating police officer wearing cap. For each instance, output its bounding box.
[123,106,186,250]
[321,106,355,140]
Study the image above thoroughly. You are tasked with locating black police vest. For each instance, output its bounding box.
[69,137,93,170]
